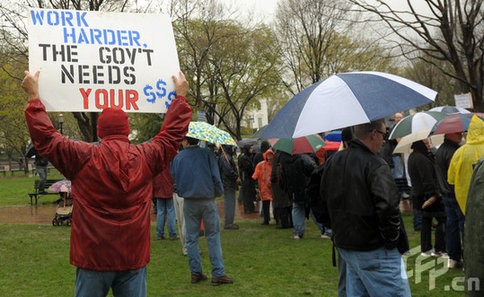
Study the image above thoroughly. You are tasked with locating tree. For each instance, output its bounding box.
[0,0,135,142]
[0,62,31,173]
[170,0,235,119]
[206,23,282,139]
[349,0,484,111]
[275,0,396,96]
[403,55,458,109]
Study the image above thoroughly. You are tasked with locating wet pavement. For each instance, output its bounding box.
[0,201,261,225]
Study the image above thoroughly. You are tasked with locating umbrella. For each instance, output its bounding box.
[324,131,342,142]
[251,125,268,139]
[48,180,71,192]
[430,113,484,135]
[388,111,448,140]
[429,106,470,114]
[393,128,444,154]
[186,121,237,146]
[261,71,437,139]
[269,135,325,155]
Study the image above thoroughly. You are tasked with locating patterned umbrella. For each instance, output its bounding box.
[431,113,484,135]
[48,180,71,192]
[388,111,448,140]
[185,121,237,146]
[269,135,325,155]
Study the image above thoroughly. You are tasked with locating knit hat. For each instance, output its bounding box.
[97,108,130,138]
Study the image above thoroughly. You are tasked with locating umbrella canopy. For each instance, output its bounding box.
[429,105,470,114]
[324,131,342,142]
[431,113,484,135]
[185,121,237,146]
[393,128,444,154]
[269,135,325,155]
[388,111,448,140]
[48,180,72,193]
[251,125,268,139]
[261,71,437,139]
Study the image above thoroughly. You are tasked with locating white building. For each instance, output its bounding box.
[245,99,269,130]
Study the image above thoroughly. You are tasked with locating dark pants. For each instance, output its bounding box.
[241,184,256,213]
[276,206,292,228]
[443,196,465,261]
[262,200,270,224]
[421,216,446,253]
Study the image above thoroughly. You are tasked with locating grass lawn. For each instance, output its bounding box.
[0,176,465,296]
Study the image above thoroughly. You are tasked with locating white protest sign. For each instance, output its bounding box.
[28,9,180,113]
[454,93,473,109]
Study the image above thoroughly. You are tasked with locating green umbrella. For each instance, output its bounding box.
[270,135,325,155]
[388,111,448,140]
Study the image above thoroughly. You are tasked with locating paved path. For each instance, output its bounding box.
[0,201,260,225]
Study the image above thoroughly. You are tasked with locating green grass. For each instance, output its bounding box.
[0,176,465,296]
[0,174,64,206]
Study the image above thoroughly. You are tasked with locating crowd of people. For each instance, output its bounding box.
[22,66,484,296]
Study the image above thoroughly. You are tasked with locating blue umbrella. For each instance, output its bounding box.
[261,71,437,139]
[324,130,342,142]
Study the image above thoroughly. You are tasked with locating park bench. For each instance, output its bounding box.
[28,179,63,205]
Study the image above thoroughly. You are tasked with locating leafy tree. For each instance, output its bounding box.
[0,0,137,142]
[206,23,282,139]
[0,63,31,172]
[403,55,458,110]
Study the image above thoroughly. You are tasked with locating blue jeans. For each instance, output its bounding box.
[74,267,146,297]
[338,247,411,297]
[156,198,177,238]
[224,188,236,226]
[391,155,404,179]
[184,198,225,277]
[443,196,465,261]
[292,202,306,236]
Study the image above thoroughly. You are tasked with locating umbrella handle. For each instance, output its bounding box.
[220,146,230,164]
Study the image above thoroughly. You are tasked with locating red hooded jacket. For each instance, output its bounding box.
[24,96,191,271]
[252,149,274,201]
[152,167,174,199]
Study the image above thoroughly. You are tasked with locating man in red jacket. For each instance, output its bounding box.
[22,70,192,297]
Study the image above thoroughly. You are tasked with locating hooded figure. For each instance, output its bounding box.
[253,149,274,224]
[448,115,484,214]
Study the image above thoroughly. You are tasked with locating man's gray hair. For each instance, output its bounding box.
[353,119,385,139]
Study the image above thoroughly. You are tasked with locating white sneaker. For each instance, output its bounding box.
[293,234,300,239]
[432,251,449,258]
[421,249,434,257]
[448,259,462,269]
[321,233,331,239]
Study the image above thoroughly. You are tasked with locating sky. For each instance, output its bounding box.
[225,0,432,22]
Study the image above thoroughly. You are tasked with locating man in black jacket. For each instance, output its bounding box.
[218,145,240,230]
[321,119,410,296]
[435,132,464,268]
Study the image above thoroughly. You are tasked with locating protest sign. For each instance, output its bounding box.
[27,8,180,113]
[454,93,473,109]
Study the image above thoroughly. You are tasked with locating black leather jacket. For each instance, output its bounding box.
[434,138,460,197]
[321,139,403,251]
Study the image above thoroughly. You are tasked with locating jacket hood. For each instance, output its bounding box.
[263,148,274,162]
[466,115,484,144]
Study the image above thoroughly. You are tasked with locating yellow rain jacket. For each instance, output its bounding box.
[448,115,484,214]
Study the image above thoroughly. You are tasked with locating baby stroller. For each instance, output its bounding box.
[47,180,73,226]
[52,192,73,226]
